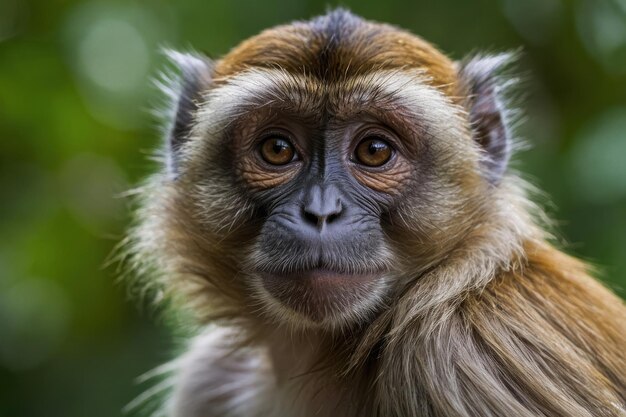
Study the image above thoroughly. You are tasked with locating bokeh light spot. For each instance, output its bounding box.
[63,2,164,129]
[501,0,562,45]
[569,108,626,203]
[77,18,150,93]
[576,0,626,74]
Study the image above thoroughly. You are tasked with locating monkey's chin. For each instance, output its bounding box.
[257,269,386,328]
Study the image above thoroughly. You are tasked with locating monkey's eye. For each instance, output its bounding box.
[259,136,296,165]
[354,137,393,167]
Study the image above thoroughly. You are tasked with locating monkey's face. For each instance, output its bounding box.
[178,70,483,330]
[162,12,510,330]
[236,107,401,327]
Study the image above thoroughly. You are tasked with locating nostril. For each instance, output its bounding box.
[303,209,319,226]
[326,212,340,224]
[327,199,342,224]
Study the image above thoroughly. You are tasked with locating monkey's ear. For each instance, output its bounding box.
[457,53,516,183]
[161,50,213,174]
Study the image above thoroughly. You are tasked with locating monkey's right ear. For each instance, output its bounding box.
[160,50,213,175]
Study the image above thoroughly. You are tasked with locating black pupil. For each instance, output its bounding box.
[272,139,289,154]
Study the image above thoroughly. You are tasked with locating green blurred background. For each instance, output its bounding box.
[0,0,625,416]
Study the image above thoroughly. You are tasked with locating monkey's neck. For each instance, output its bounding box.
[262,326,370,416]
[265,329,320,380]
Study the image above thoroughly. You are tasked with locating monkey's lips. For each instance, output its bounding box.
[258,268,384,323]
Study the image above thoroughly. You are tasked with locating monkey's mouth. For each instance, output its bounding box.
[258,267,386,324]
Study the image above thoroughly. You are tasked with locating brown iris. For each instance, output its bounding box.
[355,137,393,167]
[260,136,295,165]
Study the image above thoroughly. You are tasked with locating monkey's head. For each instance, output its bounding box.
[137,10,516,330]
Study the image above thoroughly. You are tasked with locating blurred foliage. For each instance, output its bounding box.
[0,0,625,416]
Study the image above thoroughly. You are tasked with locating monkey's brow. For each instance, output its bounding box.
[193,68,465,142]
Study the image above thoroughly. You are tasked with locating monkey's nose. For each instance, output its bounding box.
[301,184,344,231]
[302,200,343,231]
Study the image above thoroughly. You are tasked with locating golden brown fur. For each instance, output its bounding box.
[213,14,459,97]
[125,9,626,417]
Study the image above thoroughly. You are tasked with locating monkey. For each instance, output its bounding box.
[125,9,626,417]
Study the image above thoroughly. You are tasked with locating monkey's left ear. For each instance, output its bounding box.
[457,53,515,183]
[161,50,213,175]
